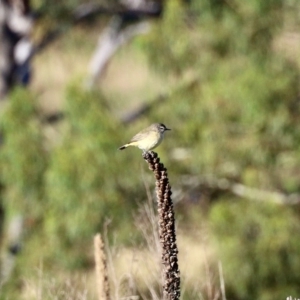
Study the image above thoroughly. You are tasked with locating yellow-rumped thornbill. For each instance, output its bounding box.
[119,123,171,153]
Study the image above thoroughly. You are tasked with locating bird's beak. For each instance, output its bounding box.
[166,128,171,131]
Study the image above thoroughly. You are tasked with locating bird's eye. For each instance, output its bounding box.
[160,125,165,131]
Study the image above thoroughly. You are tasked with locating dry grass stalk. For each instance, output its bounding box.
[94,233,110,300]
[142,151,180,300]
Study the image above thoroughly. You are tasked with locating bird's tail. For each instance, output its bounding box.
[118,144,128,150]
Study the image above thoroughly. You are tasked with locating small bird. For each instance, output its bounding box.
[119,123,171,153]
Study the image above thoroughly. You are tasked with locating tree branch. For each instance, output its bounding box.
[179,175,300,205]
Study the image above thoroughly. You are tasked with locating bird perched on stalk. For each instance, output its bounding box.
[119,123,171,153]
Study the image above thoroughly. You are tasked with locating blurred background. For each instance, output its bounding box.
[1,0,300,299]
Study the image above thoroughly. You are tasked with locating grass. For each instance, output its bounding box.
[20,193,217,300]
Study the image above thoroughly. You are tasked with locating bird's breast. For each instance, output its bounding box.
[137,131,163,151]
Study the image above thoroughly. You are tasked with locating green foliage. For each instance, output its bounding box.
[209,200,300,300]
[43,84,140,267]
[0,89,47,297]
[2,0,300,297]
[193,0,285,54]
[145,0,300,192]
[144,0,288,77]
[144,1,197,76]
[0,85,147,274]
[0,88,46,216]
[143,1,300,296]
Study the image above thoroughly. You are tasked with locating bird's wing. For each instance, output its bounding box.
[130,127,154,142]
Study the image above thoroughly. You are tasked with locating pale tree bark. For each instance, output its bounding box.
[0,0,33,99]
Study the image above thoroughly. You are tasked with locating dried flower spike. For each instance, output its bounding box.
[143,151,180,300]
